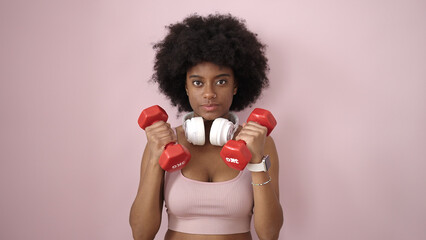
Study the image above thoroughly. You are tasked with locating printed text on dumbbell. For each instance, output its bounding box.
[225,157,239,164]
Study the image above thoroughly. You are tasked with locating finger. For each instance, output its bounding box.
[146,124,176,144]
[236,125,268,144]
[146,127,174,140]
[153,128,175,139]
[236,129,260,141]
[236,132,259,143]
[147,126,176,140]
[242,122,268,135]
[239,126,267,138]
[145,121,171,132]
[245,121,268,130]
[148,132,177,149]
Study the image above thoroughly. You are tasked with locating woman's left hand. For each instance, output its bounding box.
[235,121,268,163]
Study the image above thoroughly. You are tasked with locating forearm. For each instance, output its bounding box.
[252,172,283,240]
[130,160,165,240]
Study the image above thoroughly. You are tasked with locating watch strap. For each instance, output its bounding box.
[246,155,270,172]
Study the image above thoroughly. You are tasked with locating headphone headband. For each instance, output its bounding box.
[182,112,239,128]
[182,112,239,146]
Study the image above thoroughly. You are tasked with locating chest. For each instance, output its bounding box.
[177,127,240,182]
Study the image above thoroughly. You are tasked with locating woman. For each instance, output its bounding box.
[130,13,283,240]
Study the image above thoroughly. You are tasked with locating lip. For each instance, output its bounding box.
[202,104,219,111]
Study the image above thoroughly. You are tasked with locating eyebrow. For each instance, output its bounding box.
[188,73,231,79]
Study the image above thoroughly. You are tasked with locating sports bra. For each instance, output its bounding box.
[164,168,254,235]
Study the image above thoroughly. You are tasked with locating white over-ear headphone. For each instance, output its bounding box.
[183,112,239,146]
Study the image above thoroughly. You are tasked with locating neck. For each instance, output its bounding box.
[203,120,214,144]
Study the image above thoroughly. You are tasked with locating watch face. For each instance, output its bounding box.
[264,155,271,171]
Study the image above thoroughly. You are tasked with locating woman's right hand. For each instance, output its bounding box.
[144,121,177,165]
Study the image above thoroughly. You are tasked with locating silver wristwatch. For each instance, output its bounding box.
[246,155,271,172]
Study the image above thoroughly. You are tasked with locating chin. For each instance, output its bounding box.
[197,109,228,121]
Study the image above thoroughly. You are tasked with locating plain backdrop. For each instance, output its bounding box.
[1,0,425,239]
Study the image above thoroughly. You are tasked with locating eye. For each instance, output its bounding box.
[216,79,227,85]
[192,80,203,86]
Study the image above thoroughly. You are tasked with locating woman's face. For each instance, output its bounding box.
[186,62,237,121]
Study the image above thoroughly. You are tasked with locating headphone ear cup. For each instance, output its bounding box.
[184,117,205,145]
[210,118,234,146]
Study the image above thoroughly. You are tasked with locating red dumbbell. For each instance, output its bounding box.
[220,108,277,170]
[138,105,191,172]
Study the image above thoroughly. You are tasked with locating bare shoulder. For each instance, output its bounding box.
[175,125,184,132]
[175,125,186,144]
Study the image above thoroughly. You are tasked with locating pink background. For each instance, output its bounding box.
[1,0,425,239]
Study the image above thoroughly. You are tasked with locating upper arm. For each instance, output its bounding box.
[137,143,164,203]
[264,136,280,199]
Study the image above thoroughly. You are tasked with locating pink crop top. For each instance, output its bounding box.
[164,169,254,235]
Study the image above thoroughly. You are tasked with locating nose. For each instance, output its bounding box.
[203,85,216,100]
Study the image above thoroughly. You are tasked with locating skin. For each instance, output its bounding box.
[130,62,283,240]
[185,62,238,121]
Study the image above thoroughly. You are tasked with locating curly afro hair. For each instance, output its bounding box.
[151,13,269,113]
